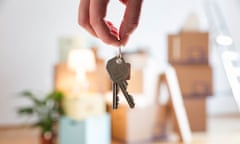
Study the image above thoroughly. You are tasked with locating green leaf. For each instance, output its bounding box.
[18,107,34,115]
[18,90,65,133]
[47,91,64,101]
[20,91,42,105]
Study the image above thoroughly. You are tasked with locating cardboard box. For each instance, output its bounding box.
[152,105,168,141]
[63,94,106,121]
[59,114,111,144]
[127,69,144,94]
[120,51,148,94]
[54,63,76,95]
[173,97,207,132]
[123,51,149,69]
[174,65,213,97]
[54,62,111,95]
[86,60,111,93]
[168,32,209,64]
[108,104,158,143]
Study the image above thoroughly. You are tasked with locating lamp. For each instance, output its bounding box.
[65,49,106,120]
[67,48,96,94]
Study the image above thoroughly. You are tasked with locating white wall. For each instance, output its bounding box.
[0,0,84,125]
[0,0,239,125]
[218,0,240,53]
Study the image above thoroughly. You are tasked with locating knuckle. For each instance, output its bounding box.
[103,37,118,46]
[89,17,100,28]
[130,19,139,28]
[130,22,138,30]
[78,17,89,28]
[102,37,112,44]
[126,22,138,33]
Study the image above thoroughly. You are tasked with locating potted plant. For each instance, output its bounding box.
[17,90,65,144]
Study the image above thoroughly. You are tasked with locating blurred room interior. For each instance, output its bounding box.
[0,0,240,144]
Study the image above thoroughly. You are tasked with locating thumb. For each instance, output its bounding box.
[119,0,143,46]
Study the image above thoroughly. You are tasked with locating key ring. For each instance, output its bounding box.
[116,46,123,64]
[118,46,123,58]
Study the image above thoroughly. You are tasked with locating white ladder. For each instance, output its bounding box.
[221,51,240,111]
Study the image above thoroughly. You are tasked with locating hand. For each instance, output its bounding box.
[78,0,143,46]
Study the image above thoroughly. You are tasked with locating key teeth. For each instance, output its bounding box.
[128,95,135,108]
[129,103,135,108]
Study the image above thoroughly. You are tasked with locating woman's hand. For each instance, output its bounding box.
[78,0,143,46]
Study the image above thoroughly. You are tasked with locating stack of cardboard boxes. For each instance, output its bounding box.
[54,39,112,144]
[168,31,213,131]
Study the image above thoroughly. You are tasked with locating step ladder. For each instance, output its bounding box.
[221,51,240,111]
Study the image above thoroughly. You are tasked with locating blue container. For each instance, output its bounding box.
[59,113,110,144]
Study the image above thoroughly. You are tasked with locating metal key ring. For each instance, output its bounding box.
[116,46,123,64]
[118,46,122,58]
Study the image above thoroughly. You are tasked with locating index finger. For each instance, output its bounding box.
[89,0,120,46]
[119,0,143,46]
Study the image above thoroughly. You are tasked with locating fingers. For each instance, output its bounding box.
[105,20,119,38]
[89,0,120,46]
[119,0,128,4]
[119,0,143,46]
[79,0,141,46]
[78,0,97,37]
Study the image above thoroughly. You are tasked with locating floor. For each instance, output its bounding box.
[0,114,240,144]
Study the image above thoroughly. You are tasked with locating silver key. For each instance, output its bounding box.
[106,56,135,108]
[106,56,129,82]
[112,82,119,109]
[118,81,135,108]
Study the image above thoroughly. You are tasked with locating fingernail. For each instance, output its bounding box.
[119,0,127,4]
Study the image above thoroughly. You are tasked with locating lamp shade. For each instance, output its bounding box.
[67,48,96,73]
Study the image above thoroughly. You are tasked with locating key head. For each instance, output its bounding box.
[126,63,131,80]
[106,56,130,82]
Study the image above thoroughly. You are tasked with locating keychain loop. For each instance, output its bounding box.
[118,46,123,58]
[116,46,123,64]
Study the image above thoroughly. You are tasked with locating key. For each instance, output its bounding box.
[122,81,128,90]
[112,74,127,109]
[106,56,135,108]
[106,56,129,82]
[112,82,119,109]
[118,81,135,108]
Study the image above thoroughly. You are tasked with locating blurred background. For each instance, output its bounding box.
[0,0,240,144]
